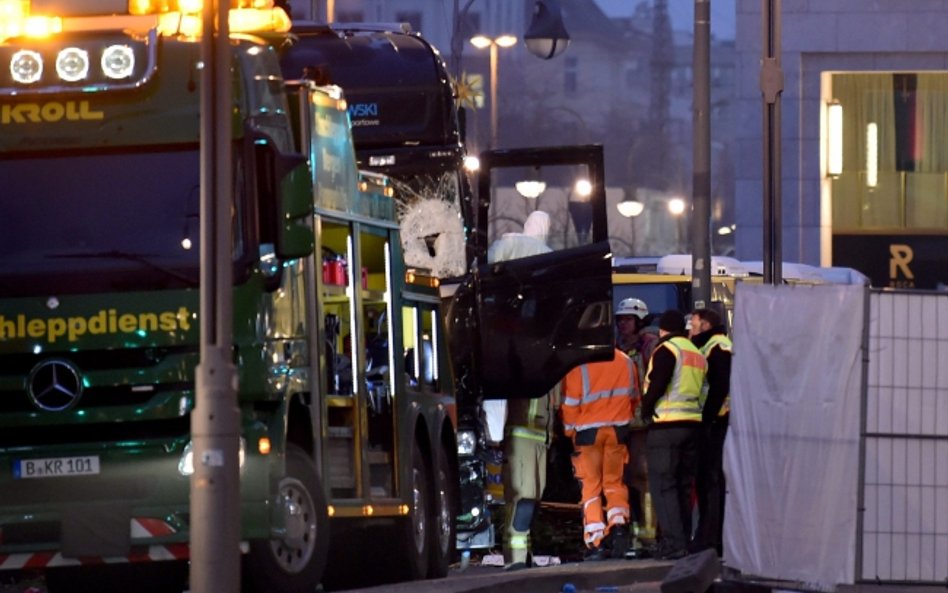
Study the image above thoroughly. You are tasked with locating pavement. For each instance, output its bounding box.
[2,555,942,593]
[338,554,948,593]
[339,557,675,593]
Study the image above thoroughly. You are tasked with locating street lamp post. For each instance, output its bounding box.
[470,34,516,148]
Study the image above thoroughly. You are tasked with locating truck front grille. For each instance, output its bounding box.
[0,416,190,448]
[0,382,192,414]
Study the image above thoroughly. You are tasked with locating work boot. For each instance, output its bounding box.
[659,548,688,560]
[647,541,686,561]
[583,546,606,562]
[503,552,530,571]
[624,536,650,559]
[625,546,650,559]
[609,525,629,559]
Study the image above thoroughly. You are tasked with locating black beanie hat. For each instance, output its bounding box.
[658,309,686,333]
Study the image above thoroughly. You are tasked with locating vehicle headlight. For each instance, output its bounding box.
[101,44,135,80]
[10,50,43,84]
[56,47,90,82]
[457,430,477,456]
[178,438,246,476]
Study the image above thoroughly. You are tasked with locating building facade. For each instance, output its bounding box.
[734,0,948,289]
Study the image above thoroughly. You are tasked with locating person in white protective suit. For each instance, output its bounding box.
[487,210,553,263]
[484,210,555,570]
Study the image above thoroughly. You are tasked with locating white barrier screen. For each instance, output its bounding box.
[724,283,863,588]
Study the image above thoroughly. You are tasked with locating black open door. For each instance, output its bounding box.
[444,145,614,399]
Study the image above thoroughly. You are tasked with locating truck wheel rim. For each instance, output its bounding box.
[271,477,317,573]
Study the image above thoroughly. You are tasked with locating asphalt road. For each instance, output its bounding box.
[337,557,674,593]
[3,552,940,593]
[0,557,672,593]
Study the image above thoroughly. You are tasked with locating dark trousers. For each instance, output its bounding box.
[694,420,728,553]
[645,423,699,552]
[622,428,648,526]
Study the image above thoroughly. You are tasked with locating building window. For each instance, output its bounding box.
[564,56,578,94]
[828,72,948,232]
[395,11,422,33]
[625,60,641,88]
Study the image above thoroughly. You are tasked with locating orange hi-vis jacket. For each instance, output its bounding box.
[562,348,638,435]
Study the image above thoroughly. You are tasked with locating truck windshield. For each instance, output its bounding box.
[0,147,202,297]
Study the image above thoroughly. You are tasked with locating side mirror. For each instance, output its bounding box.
[275,151,315,259]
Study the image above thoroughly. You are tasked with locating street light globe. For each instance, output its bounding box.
[525,37,569,60]
[574,178,592,198]
[524,0,570,60]
[470,35,492,49]
[515,180,546,199]
[495,35,517,48]
[668,197,686,216]
[470,35,516,49]
[463,155,480,172]
[617,199,645,218]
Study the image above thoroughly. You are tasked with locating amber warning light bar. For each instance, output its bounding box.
[0,0,289,43]
[0,0,289,94]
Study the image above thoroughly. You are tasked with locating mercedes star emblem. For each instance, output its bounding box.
[27,359,84,412]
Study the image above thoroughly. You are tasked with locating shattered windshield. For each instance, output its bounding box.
[0,146,202,297]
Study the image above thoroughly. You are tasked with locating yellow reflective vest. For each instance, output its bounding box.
[699,333,732,417]
[645,336,706,423]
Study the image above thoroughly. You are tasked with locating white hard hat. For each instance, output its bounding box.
[616,298,648,319]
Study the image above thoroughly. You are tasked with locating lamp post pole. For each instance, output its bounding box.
[692,0,712,309]
[489,42,499,148]
[761,0,783,285]
[193,0,240,591]
[471,35,516,150]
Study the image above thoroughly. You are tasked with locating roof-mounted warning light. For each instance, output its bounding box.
[0,0,289,43]
[130,0,291,38]
[0,0,289,94]
[0,0,61,41]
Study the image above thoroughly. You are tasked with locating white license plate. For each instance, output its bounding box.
[14,456,100,479]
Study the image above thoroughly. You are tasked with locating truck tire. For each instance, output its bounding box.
[244,444,329,593]
[428,442,457,578]
[399,440,431,580]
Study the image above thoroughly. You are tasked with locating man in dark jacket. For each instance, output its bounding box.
[641,310,707,560]
[689,307,732,556]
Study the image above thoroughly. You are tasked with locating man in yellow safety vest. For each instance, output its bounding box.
[502,389,558,570]
[689,307,732,556]
[641,309,707,560]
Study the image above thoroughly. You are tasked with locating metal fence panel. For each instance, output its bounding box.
[860,290,948,583]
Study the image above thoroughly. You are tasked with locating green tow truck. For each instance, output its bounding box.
[0,2,615,591]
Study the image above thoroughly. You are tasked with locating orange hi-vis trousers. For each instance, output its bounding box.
[571,425,630,548]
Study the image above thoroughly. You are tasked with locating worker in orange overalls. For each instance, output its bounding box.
[561,348,639,560]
